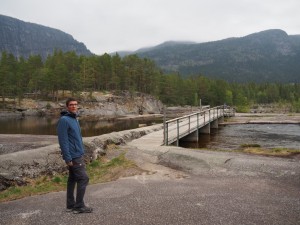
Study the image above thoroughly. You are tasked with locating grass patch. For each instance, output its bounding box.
[240,143,261,148]
[87,153,139,184]
[0,175,68,202]
[194,145,300,157]
[0,152,140,203]
[240,144,300,156]
[239,143,300,156]
[242,147,300,156]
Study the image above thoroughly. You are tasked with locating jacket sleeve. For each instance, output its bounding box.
[57,118,72,163]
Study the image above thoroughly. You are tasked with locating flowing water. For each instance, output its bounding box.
[180,124,300,150]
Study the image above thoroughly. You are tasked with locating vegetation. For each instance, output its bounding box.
[240,143,261,148]
[1,50,300,112]
[195,146,300,157]
[136,30,300,83]
[0,152,143,203]
[240,147,300,157]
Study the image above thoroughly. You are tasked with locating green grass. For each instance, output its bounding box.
[240,143,261,148]
[0,152,140,203]
[194,145,300,157]
[238,143,300,156]
[241,147,300,156]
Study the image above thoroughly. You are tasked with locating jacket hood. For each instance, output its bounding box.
[60,110,77,118]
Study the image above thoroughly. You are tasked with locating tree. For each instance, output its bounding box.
[98,53,112,90]
[44,50,67,101]
[235,92,249,112]
[79,56,96,91]
[0,52,17,107]
[110,54,123,90]
[225,90,233,105]
[63,51,81,95]
[26,55,43,99]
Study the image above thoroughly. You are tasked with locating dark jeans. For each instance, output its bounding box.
[66,157,89,209]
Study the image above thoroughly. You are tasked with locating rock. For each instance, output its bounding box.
[0,124,163,191]
[0,91,165,118]
[0,14,91,60]
[0,173,27,191]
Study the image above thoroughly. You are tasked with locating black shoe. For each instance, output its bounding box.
[66,207,74,212]
[73,206,93,214]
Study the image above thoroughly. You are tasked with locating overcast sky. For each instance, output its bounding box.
[1,0,299,55]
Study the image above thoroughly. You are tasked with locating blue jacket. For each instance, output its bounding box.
[57,111,85,163]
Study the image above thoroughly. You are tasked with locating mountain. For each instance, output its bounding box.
[1,14,299,83]
[121,29,300,83]
[0,14,92,59]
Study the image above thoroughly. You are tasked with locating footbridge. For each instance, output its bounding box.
[163,106,235,146]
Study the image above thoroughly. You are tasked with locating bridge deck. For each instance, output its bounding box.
[130,106,234,147]
[164,107,225,145]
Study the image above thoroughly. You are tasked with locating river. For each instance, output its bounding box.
[180,124,300,150]
[0,116,163,137]
[1,117,300,150]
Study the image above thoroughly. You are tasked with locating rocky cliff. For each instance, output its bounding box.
[0,14,92,59]
[0,91,164,118]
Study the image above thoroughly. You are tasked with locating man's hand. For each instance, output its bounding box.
[66,161,73,166]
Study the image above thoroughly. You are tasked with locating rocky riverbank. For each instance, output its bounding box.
[1,112,300,192]
[0,124,163,191]
[0,91,164,119]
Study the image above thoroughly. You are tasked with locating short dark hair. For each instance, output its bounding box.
[66,97,77,107]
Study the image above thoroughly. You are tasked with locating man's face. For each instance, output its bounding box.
[67,101,78,114]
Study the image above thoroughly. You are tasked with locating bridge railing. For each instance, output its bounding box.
[223,106,235,117]
[163,105,232,145]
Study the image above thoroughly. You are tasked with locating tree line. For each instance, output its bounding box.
[1,50,300,112]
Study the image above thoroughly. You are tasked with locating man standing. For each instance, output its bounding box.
[57,98,93,214]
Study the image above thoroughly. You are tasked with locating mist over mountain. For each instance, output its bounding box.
[0,14,92,60]
[120,29,300,83]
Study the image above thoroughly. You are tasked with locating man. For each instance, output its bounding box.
[57,97,93,214]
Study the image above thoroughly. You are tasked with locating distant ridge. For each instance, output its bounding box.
[120,29,300,83]
[1,14,299,83]
[0,14,92,59]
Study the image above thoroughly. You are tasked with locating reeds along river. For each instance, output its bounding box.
[180,124,300,150]
[1,117,300,150]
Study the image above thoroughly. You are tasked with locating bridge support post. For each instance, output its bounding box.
[210,120,218,129]
[199,123,210,134]
[181,130,199,142]
[218,116,224,124]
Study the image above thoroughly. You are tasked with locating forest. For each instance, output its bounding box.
[1,50,300,112]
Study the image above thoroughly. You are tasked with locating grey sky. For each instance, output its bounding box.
[1,0,299,54]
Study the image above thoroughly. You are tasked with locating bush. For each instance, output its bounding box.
[52,176,62,183]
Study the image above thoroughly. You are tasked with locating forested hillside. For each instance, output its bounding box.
[128,30,300,83]
[1,14,299,84]
[1,51,300,112]
[1,14,300,112]
[0,15,92,60]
